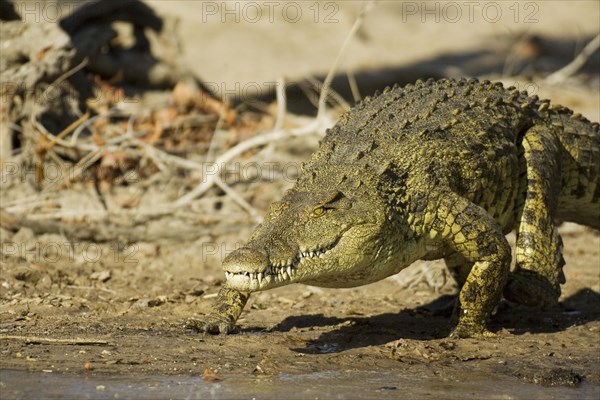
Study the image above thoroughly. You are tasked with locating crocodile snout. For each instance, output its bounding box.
[222,247,269,274]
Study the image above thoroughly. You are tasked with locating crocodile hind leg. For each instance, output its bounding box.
[187,287,250,334]
[422,190,511,338]
[503,126,565,308]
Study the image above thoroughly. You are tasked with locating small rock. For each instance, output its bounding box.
[11,227,34,244]
[292,301,305,309]
[13,266,41,283]
[184,294,196,304]
[135,296,166,308]
[191,286,206,296]
[134,298,150,308]
[151,295,167,306]
[90,270,111,282]
[252,365,265,375]
[136,242,158,257]
[203,367,222,382]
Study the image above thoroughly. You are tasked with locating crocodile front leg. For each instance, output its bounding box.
[187,287,250,334]
[417,190,511,338]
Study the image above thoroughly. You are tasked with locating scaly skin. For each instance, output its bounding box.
[192,78,600,338]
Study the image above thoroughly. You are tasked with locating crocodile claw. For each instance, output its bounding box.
[186,315,237,335]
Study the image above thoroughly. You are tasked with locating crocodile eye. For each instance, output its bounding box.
[313,206,326,216]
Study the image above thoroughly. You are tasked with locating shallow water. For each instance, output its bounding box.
[1,369,598,400]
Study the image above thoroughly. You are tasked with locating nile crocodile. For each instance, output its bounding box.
[190,78,600,338]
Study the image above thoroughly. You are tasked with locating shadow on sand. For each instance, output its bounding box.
[258,288,600,354]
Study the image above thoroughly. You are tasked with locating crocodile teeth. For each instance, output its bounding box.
[224,242,338,284]
[299,246,332,260]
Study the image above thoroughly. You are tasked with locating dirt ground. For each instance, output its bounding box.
[1,1,599,399]
[0,221,599,398]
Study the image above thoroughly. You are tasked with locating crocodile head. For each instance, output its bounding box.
[222,164,400,292]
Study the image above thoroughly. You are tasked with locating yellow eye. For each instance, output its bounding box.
[313,206,326,216]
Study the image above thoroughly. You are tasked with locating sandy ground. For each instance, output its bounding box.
[1,1,599,399]
[1,222,599,398]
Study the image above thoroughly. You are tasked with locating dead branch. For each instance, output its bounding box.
[171,117,326,208]
[317,0,375,120]
[0,208,249,243]
[0,335,111,346]
[545,34,600,84]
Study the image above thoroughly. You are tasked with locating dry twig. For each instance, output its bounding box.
[171,118,324,208]
[545,34,600,84]
[0,335,111,346]
[305,75,351,112]
[347,70,362,103]
[273,77,287,132]
[317,0,375,121]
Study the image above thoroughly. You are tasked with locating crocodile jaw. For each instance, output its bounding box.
[223,238,340,292]
[222,220,399,291]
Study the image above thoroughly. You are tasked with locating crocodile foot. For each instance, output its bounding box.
[186,315,237,335]
[503,269,560,308]
[450,323,497,339]
[186,287,249,334]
